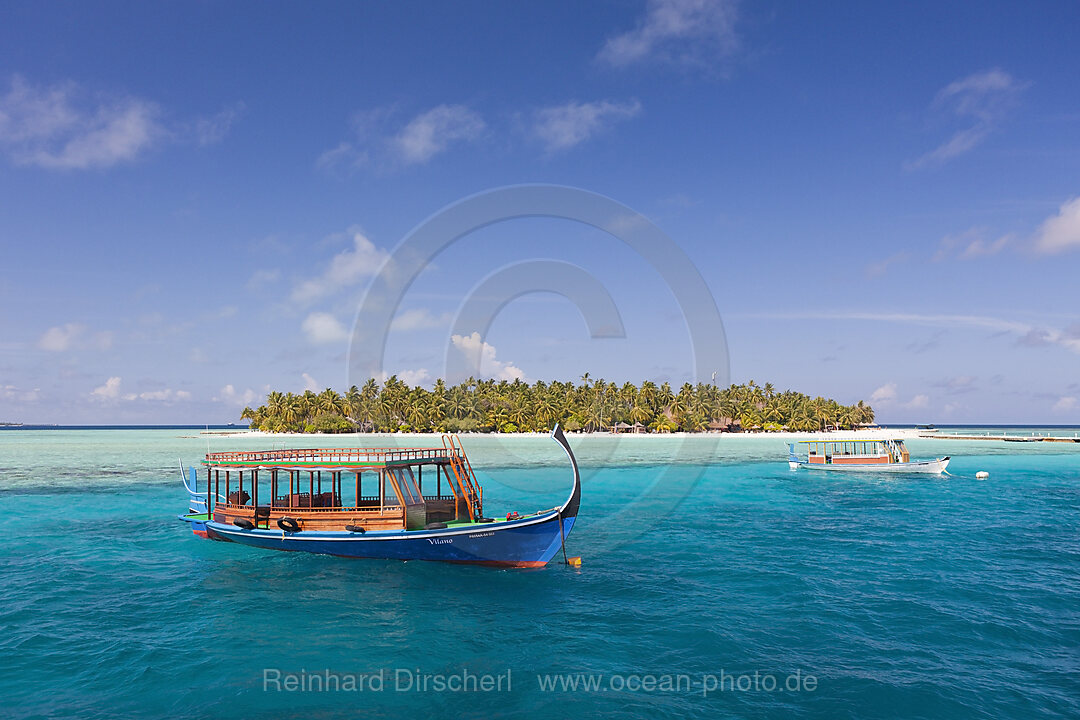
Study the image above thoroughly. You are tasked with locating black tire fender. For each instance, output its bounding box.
[277,517,301,533]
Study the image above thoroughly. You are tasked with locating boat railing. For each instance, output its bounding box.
[441,433,483,520]
[204,447,451,466]
[217,500,403,515]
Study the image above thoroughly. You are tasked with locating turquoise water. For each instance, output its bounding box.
[1,430,1078,719]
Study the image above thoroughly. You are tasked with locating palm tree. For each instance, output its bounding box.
[317,388,343,415]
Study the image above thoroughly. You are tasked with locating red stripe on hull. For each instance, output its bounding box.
[447,559,549,568]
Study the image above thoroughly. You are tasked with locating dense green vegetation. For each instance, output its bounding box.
[240,376,874,434]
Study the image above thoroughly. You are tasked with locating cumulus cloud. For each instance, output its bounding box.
[0,75,164,169]
[904,394,930,410]
[533,99,641,152]
[320,104,484,170]
[0,76,241,169]
[291,227,389,304]
[1033,196,1080,255]
[392,104,485,165]
[38,324,113,352]
[2,384,40,403]
[870,383,897,403]
[136,389,191,401]
[90,377,192,403]
[38,323,85,351]
[398,368,431,387]
[598,0,739,70]
[215,384,261,406]
[91,376,123,400]
[907,68,1026,170]
[450,332,525,381]
[1053,396,1077,412]
[302,373,320,392]
[302,312,349,344]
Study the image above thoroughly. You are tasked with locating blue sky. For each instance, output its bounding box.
[1,0,1078,424]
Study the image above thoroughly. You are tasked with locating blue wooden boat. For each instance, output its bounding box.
[181,426,580,567]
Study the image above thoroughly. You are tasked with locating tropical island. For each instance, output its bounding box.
[240,376,875,434]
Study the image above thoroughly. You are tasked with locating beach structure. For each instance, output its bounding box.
[787,435,949,474]
[181,427,581,567]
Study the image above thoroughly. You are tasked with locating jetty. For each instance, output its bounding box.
[919,433,1080,443]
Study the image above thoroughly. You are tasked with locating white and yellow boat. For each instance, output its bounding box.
[788,436,949,474]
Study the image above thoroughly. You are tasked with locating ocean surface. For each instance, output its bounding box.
[1,428,1077,719]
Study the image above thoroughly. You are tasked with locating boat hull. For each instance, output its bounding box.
[793,457,950,475]
[188,426,582,567]
[179,512,209,538]
[204,511,576,567]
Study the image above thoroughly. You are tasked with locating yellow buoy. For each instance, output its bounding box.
[567,556,582,567]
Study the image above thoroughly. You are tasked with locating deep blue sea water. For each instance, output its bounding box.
[1,430,1077,719]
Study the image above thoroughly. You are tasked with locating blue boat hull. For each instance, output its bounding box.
[205,512,576,567]
[178,513,209,538]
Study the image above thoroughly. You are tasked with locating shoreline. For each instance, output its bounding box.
[204,427,926,441]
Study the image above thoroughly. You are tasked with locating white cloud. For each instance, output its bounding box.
[398,368,431,387]
[302,312,349,344]
[450,332,525,381]
[1033,196,1080,255]
[870,382,897,403]
[1,384,40,403]
[746,311,1080,356]
[136,389,192,402]
[320,104,484,170]
[0,76,163,169]
[1052,396,1076,412]
[138,390,171,401]
[392,104,485,165]
[291,226,389,304]
[907,68,1025,170]
[904,394,930,409]
[598,0,739,69]
[38,323,85,351]
[37,324,113,351]
[390,308,452,332]
[195,102,244,146]
[91,376,123,400]
[316,107,396,170]
[215,384,261,406]
[533,99,641,151]
[934,227,1010,261]
[317,141,359,170]
[302,373,320,392]
[91,377,192,403]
